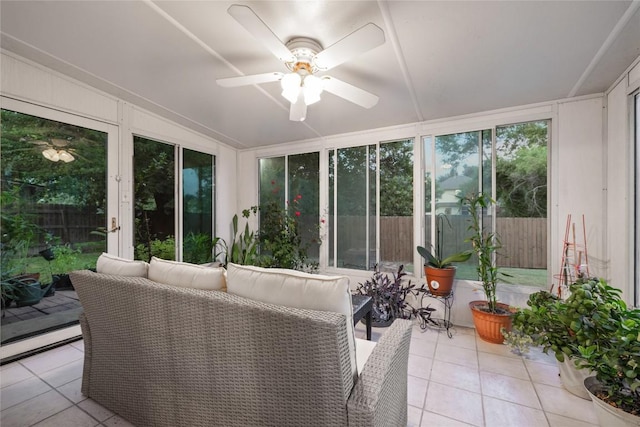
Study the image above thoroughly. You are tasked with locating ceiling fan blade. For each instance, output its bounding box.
[228,4,295,63]
[314,23,385,71]
[217,72,283,88]
[322,76,379,109]
[289,93,307,121]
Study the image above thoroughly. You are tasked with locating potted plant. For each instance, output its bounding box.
[462,192,514,344]
[578,306,640,425]
[417,244,471,297]
[507,278,629,400]
[354,264,434,327]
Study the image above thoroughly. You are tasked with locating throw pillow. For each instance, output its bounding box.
[148,257,226,291]
[96,253,149,277]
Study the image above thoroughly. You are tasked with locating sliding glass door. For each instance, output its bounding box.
[1,97,118,347]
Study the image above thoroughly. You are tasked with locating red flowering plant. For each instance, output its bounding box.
[253,193,321,272]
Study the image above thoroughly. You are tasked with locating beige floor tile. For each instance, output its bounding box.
[411,325,440,342]
[0,389,72,427]
[483,396,549,427]
[434,343,478,369]
[410,338,437,359]
[478,352,529,380]
[0,362,35,388]
[33,405,99,427]
[407,404,423,427]
[407,375,428,408]
[103,414,136,426]
[408,354,433,380]
[78,399,114,422]
[525,360,562,387]
[441,332,477,350]
[429,360,481,393]
[450,326,476,336]
[420,410,474,426]
[524,347,557,365]
[545,412,599,427]
[56,378,87,403]
[40,359,84,388]
[424,382,483,426]
[480,371,542,409]
[476,338,521,359]
[1,376,52,411]
[20,345,84,375]
[69,340,85,352]
[534,383,599,425]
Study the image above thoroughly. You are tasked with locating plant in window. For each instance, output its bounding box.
[255,195,320,272]
[462,192,514,344]
[417,214,472,296]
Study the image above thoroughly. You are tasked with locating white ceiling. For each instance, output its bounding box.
[1,1,639,149]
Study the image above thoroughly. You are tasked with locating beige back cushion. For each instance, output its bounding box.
[148,257,226,291]
[226,263,356,377]
[96,253,149,277]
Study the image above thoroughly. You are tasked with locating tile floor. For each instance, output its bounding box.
[0,322,599,427]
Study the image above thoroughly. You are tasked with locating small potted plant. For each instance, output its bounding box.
[417,243,472,296]
[578,306,640,425]
[462,192,514,344]
[355,265,433,327]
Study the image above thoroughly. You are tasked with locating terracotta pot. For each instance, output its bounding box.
[424,266,456,296]
[469,301,514,344]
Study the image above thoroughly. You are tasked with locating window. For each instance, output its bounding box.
[133,137,215,263]
[423,121,549,286]
[259,152,320,264]
[635,92,640,307]
[329,139,414,271]
[1,108,110,345]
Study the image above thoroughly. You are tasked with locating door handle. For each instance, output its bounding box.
[110,217,121,233]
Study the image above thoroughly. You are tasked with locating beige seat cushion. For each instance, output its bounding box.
[148,257,226,291]
[355,338,377,374]
[96,253,149,277]
[226,263,357,377]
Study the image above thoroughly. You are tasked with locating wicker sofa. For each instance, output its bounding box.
[70,260,412,427]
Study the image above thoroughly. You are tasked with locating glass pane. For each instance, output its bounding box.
[434,131,481,280]
[329,150,335,267]
[379,139,414,272]
[288,152,320,264]
[334,146,375,270]
[495,120,549,286]
[133,136,175,261]
[368,144,377,270]
[259,157,285,208]
[423,136,433,250]
[636,93,640,306]
[1,109,107,344]
[182,149,214,264]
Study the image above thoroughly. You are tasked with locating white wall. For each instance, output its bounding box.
[0,51,238,253]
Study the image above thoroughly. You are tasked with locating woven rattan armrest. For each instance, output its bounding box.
[347,319,412,427]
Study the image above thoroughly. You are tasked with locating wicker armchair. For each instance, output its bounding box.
[71,270,412,427]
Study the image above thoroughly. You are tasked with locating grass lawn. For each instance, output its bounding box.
[8,252,100,284]
[455,264,548,287]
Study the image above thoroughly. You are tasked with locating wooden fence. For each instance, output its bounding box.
[333,215,546,268]
[22,205,104,250]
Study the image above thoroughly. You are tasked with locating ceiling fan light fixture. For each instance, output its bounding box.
[58,150,75,163]
[303,75,323,105]
[281,72,301,103]
[42,148,60,162]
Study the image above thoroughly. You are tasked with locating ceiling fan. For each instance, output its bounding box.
[29,138,76,163]
[216,4,385,121]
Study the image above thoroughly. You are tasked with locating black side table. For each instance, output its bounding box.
[351,294,373,340]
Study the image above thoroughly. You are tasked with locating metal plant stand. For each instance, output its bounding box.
[418,290,454,338]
